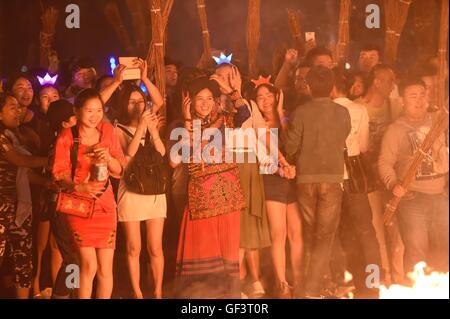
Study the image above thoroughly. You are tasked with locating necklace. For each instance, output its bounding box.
[79,127,100,146]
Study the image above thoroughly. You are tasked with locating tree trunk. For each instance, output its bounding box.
[246,0,261,78]
[411,0,439,62]
[0,1,5,77]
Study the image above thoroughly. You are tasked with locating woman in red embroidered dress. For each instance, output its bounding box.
[53,88,125,299]
[171,78,246,298]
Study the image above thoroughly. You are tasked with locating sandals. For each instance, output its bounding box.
[33,288,52,299]
[276,282,293,299]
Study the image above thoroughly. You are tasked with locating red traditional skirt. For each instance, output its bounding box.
[175,167,244,299]
[175,208,240,298]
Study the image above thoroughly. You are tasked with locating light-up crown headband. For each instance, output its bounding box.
[212,52,233,65]
[251,75,272,88]
[37,72,58,86]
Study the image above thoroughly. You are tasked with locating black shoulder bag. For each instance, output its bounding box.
[117,124,168,195]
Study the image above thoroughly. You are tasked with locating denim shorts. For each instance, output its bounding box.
[263,174,297,204]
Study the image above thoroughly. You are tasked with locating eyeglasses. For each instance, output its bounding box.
[128,100,146,107]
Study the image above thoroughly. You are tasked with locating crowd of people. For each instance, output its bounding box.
[0,40,448,299]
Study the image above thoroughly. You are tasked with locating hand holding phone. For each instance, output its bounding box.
[144,101,153,114]
[118,57,141,81]
[137,109,152,131]
[181,89,191,119]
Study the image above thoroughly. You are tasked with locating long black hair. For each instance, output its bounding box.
[114,82,147,126]
[188,76,221,120]
[251,83,281,125]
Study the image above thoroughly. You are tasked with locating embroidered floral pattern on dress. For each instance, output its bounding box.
[188,166,246,220]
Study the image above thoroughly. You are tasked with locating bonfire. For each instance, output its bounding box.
[380,262,449,299]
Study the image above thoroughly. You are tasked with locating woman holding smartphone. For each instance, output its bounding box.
[114,59,166,299]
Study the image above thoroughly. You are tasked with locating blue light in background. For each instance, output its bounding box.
[110,57,117,75]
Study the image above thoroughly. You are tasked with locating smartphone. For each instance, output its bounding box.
[305,32,315,42]
[145,101,153,114]
[118,57,141,81]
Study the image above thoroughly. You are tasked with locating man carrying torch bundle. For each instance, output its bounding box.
[378,78,449,279]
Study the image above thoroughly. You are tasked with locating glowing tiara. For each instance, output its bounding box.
[212,52,233,65]
[251,75,272,87]
[37,73,58,86]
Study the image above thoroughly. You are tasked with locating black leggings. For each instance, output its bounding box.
[49,206,80,298]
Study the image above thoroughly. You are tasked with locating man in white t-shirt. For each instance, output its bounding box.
[331,68,382,298]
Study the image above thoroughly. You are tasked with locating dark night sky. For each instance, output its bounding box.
[0,0,439,79]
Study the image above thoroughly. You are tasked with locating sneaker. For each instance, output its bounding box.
[241,291,249,299]
[247,280,265,299]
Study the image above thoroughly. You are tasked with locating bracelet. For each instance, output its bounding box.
[230,90,241,101]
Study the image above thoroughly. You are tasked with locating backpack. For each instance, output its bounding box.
[117,124,168,195]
